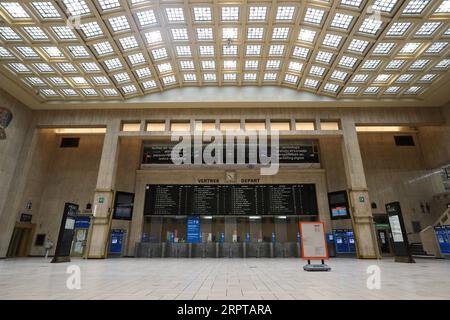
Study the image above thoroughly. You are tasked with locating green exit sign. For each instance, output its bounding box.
[99,197,105,204]
[359,196,365,203]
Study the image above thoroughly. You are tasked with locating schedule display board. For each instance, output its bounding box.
[328,190,350,220]
[144,184,318,216]
[52,202,78,263]
[299,222,329,260]
[386,201,414,263]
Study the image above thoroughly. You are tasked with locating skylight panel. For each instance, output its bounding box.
[316,51,334,64]
[415,22,442,36]
[179,60,194,70]
[152,48,168,60]
[162,75,176,85]
[51,26,76,40]
[23,27,48,40]
[330,70,348,81]
[276,6,296,20]
[114,72,130,83]
[16,46,39,58]
[199,45,214,56]
[322,34,343,48]
[266,60,281,70]
[157,62,172,73]
[183,73,197,81]
[0,2,30,18]
[435,0,450,13]
[196,28,213,41]
[330,13,353,30]
[249,6,267,20]
[104,58,123,70]
[201,60,215,70]
[31,2,61,19]
[92,76,110,84]
[203,73,216,81]
[298,29,317,43]
[359,18,383,35]
[309,65,326,77]
[409,59,429,69]
[145,31,163,44]
[352,74,369,82]
[176,46,192,56]
[41,89,58,96]
[434,59,450,69]
[399,42,421,54]
[57,62,77,73]
[269,45,285,56]
[244,73,257,81]
[247,27,264,40]
[386,22,412,36]
[288,61,303,72]
[62,0,90,16]
[292,46,310,59]
[324,83,340,93]
[374,74,391,82]
[364,87,380,94]
[418,73,437,82]
[264,73,277,81]
[67,45,89,58]
[42,46,64,58]
[246,45,261,56]
[93,41,114,55]
[80,62,100,72]
[119,36,139,50]
[304,8,325,25]
[221,7,239,21]
[425,42,448,54]
[80,22,103,38]
[0,27,21,41]
[402,0,431,14]
[405,86,422,94]
[108,16,130,32]
[272,27,290,40]
[347,39,369,53]
[338,56,358,69]
[341,0,364,8]
[0,47,13,58]
[284,74,299,84]
[224,60,237,70]
[71,76,88,85]
[128,52,146,65]
[222,45,238,55]
[8,63,30,73]
[245,60,259,70]
[122,84,137,94]
[304,78,319,88]
[223,73,237,81]
[33,63,54,73]
[81,88,98,96]
[102,88,118,96]
[193,7,212,21]
[165,8,185,22]
[372,42,395,55]
[172,28,189,40]
[98,0,121,11]
[385,59,406,69]
[384,86,400,94]
[223,28,238,40]
[135,67,152,78]
[62,89,78,96]
[372,0,399,13]
[343,86,359,94]
[136,10,157,27]
[142,80,156,90]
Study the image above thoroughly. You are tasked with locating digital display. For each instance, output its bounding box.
[113,192,135,220]
[144,184,318,216]
[328,191,350,220]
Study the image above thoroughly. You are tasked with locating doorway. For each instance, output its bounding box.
[376,228,392,255]
[7,222,35,257]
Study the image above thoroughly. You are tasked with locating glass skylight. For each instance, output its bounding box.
[298,29,317,43]
[338,56,358,69]
[221,7,239,21]
[166,8,185,22]
[193,7,212,21]
[104,58,123,70]
[196,28,213,41]
[293,46,309,59]
[272,27,290,40]
[315,51,334,64]
[372,43,396,55]
[136,10,157,27]
[119,36,139,50]
[304,8,325,25]
[157,62,172,73]
[246,45,261,55]
[42,46,64,58]
[51,26,77,40]
[348,39,369,53]
[80,22,103,38]
[23,27,48,40]
[180,61,195,70]
[93,41,114,55]
[249,7,267,20]
[359,19,383,35]
[330,13,353,30]
[0,27,21,41]
[247,28,264,40]
[201,61,215,70]
[172,28,189,41]
[276,6,296,20]
[402,0,430,14]
[62,0,90,16]
[176,46,192,57]
[264,73,277,81]
[245,60,259,70]
[152,48,169,60]
[435,0,450,13]
[322,34,343,48]
[415,22,442,36]
[386,22,412,36]
[372,0,399,13]
[145,31,163,44]
[269,45,285,56]
[425,42,448,54]
[31,2,61,19]
[16,46,39,58]
[108,16,130,32]
[223,28,238,40]
[0,2,30,19]
[98,0,121,11]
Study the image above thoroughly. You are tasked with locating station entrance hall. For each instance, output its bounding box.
[0,0,450,300]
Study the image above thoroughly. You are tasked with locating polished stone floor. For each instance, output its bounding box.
[0,257,449,300]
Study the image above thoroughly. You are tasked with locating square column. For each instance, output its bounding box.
[341,118,379,259]
[87,120,120,258]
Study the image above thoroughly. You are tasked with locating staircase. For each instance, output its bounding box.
[410,242,435,258]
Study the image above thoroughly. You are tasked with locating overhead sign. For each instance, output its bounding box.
[386,201,414,263]
[299,222,329,260]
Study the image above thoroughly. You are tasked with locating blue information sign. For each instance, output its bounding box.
[186,216,201,243]
[333,229,356,254]
[435,225,450,255]
[74,216,90,229]
[109,229,125,254]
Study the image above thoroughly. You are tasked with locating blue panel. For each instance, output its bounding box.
[109,230,124,254]
[186,216,201,243]
[435,226,450,254]
[333,229,356,254]
[74,216,90,229]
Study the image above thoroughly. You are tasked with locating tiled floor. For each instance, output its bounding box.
[0,257,449,300]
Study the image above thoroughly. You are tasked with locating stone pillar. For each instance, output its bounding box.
[341,118,379,259]
[87,120,120,258]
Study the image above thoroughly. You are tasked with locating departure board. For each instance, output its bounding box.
[144,184,318,216]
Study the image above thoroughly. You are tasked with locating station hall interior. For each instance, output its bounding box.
[0,0,450,300]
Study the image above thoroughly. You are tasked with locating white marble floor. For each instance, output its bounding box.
[0,257,449,300]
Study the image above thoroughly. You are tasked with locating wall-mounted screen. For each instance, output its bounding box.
[328,190,350,220]
[113,192,135,220]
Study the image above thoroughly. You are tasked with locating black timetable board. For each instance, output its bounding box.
[386,201,415,263]
[142,142,319,165]
[52,202,78,263]
[144,184,318,216]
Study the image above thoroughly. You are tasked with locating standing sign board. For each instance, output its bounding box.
[52,202,78,263]
[299,222,330,271]
[386,202,415,263]
[186,216,201,243]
